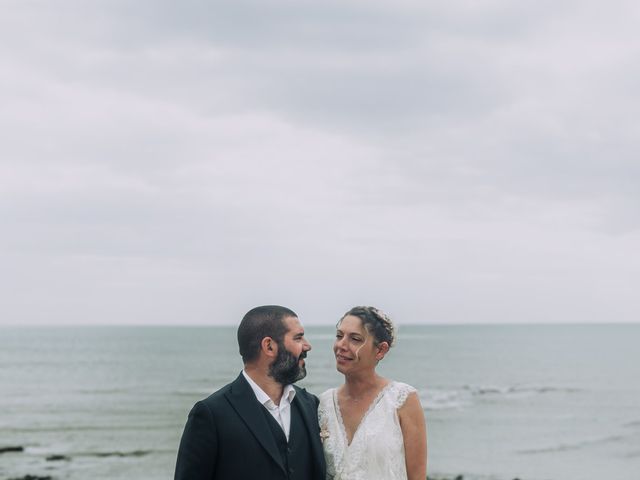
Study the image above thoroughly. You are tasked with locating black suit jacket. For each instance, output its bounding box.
[175,373,326,480]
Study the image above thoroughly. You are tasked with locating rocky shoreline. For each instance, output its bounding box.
[1,445,154,480]
[7,476,53,480]
[0,446,25,454]
[4,472,523,480]
[2,445,522,480]
[428,477,521,480]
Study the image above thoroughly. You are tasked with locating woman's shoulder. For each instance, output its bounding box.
[385,380,418,409]
[318,387,336,403]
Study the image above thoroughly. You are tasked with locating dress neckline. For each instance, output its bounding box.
[333,381,394,447]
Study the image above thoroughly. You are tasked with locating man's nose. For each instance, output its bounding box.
[303,337,312,351]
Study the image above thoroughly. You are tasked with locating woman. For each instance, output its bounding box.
[318,306,427,480]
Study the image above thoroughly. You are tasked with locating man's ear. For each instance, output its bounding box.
[261,337,278,358]
[375,341,390,360]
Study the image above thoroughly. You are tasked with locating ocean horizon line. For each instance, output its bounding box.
[1,321,638,328]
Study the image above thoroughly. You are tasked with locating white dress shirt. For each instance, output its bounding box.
[242,370,297,441]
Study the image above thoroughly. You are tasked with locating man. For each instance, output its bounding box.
[175,305,326,480]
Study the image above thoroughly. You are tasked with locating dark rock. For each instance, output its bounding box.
[92,449,151,457]
[0,446,25,454]
[7,476,53,480]
[46,454,71,461]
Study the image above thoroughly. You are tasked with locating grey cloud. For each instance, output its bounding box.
[2,0,640,325]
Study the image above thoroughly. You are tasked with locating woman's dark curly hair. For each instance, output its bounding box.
[339,306,395,348]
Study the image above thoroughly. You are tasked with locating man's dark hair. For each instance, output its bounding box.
[237,305,297,363]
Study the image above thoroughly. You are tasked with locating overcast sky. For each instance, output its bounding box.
[1,0,639,326]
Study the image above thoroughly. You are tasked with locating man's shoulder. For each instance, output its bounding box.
[198,374,244,407]
[293,385,320,407]
[202,383,231,402]
[293,384,312,396]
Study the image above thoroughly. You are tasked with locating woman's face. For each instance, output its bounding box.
[334,315,381,373]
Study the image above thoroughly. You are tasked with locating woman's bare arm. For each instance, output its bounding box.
[399,392,427,480]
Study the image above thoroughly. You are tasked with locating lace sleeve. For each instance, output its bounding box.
[391,382,417,409]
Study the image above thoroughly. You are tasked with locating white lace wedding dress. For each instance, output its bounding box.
[318,381,417,480]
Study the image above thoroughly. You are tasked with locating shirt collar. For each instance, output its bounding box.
[242,370,296,407]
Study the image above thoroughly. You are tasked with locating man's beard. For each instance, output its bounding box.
[269,343,307,385]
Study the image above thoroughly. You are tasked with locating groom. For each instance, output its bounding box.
[174,305,326,480]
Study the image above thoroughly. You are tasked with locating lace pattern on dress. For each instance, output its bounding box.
[333,382,392,446]
[393,382,417,409]
[318,381,418,480]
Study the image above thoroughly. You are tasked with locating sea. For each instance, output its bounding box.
[1,324,639,480]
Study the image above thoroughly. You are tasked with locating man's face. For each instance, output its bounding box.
[269,316,312,385]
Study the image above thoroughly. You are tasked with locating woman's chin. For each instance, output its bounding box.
[335,359,352,374]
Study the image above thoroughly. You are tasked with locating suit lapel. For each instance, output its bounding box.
[293,388,325,479]
[225,373,286,474]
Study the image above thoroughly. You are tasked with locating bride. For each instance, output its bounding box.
[318,306,427,480]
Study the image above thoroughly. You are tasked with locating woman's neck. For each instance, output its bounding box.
[343,372,386,397]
